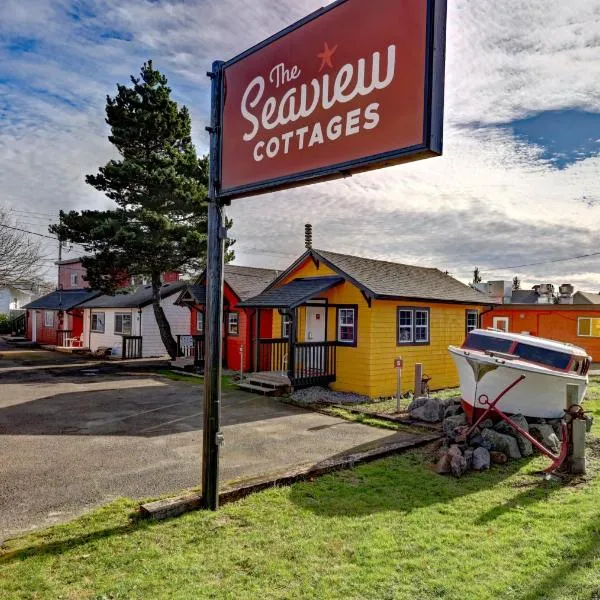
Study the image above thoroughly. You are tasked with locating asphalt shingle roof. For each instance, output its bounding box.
[239,276,344,309]
[23,289,100,311]
[312,249,491,304]
[574,291,600,305]
[79,281,186,309]
[510,290,540,304]
[222,265,280,300]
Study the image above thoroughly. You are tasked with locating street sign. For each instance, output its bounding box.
[219,0,447,199]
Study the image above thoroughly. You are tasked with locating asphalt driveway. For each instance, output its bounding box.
[0,369,422,541]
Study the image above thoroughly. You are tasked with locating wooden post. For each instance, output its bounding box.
[254,309,260,373]
[414,363,423,398]
[203,60,225,511]
[566,383,586,474]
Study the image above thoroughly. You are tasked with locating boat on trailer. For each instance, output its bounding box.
[449,328,591,421]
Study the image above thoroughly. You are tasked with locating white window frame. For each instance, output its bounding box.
[70,272,78,287]
[337,307,356,344]
[228,312,239,336]
[578,317,597,337]
[414,309,429,343]
[398,309,414,343]
[44,310,54,327]
[91,312,105,333]
[492,316,509,332]
[196,311,204,334]
[466,310,479,334]
[114,312,132,335]
[282,314,292,338]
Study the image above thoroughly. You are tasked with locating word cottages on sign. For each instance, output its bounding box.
[219,0,446,199]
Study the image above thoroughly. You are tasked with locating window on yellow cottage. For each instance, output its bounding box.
[397,307,430,345]
[282,314,292,338]
[228,312,239,336]
[91,312,105,333]
[196,311,204,334]
[466,310,479,334]
[578,317,600,337]
[337,307,356,345]
[44,311,54,327]
[114,313,132,335]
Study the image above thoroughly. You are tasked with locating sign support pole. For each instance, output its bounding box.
[203,60,225,511]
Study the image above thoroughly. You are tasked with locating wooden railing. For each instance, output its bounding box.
[256,338,289,373]
[290,341,337,388]
[255,338,337,388]
[122,335,143,359]
[177,334,205,366]
[11,313,26,336]
[56,329,73,347]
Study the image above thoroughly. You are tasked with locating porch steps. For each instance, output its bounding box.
[235,373,291,396]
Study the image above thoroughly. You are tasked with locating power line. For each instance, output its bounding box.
[482,251,600,273]
[0,223,56,240]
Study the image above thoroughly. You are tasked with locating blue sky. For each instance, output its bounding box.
[1,0,599,289]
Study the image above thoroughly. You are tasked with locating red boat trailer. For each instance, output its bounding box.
[462,375,569,473]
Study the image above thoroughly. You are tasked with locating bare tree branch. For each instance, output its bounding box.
[0,210,46,287]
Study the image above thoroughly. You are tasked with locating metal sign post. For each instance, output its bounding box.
[395,357,403,412]
[203,60,225,511]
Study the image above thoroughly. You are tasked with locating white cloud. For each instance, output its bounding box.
[1,0,599,291]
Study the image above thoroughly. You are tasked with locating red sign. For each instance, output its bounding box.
[394,358,403,369]
[218,0,446,199]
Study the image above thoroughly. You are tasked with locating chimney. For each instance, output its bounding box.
[304,223,313,249]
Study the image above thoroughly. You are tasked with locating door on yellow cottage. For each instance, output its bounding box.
[304,306,326,372]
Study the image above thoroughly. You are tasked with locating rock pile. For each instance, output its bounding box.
[407,396,566,477]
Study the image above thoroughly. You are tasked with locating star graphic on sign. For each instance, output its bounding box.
[317,42,338,72]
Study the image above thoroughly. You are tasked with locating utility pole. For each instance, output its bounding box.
[203,60,225,510]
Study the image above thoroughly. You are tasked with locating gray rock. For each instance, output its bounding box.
[586,415,594,433]
[494,414,533,457]
[479,419,494,429]
[407,397,429,411]
[481,428,522,459]
[443,414,467,437]
[472,447,491,470]
[464,448,475,470]
[529,424,561,454]
[546,419,563,440]
[469,433,484,448]
[434,453,452,474]
[444,404,463,419]
[490,451,508,464]
[447,445,467,477]
[409,397,444,423]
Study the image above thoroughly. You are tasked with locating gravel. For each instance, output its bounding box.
[290,386,370,405]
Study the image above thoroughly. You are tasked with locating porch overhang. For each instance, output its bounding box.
[238,276,344,310]
[175,284,206,306]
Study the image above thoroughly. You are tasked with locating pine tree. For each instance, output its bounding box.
[50,61,233,358]
[472,267,482,284]
[512,276,521,290]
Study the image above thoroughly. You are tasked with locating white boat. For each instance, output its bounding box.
[449,329,591,420]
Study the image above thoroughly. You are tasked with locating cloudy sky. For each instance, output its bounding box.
[1,0,599,290]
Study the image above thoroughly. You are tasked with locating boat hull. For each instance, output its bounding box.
[450,348,587,420]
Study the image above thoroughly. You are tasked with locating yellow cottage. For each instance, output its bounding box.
[238,248,492,398]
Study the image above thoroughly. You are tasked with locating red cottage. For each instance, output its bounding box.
[175,265,280,371]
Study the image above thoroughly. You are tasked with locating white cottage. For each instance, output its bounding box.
[79,281,189,358]
[0,284,36,315]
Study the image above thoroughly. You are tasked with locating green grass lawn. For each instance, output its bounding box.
[2,384,600,599]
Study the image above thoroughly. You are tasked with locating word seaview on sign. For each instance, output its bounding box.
[219,0,447,200]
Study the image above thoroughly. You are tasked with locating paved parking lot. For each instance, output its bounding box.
[0,368,421,540]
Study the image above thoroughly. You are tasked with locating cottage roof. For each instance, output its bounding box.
[511,289,540,304]
[23,289,100,311]
[239,276,344,309]
[176,265,280,306]
[79,281,186,309]
[310,249,492,304]
[573,291,600,305]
